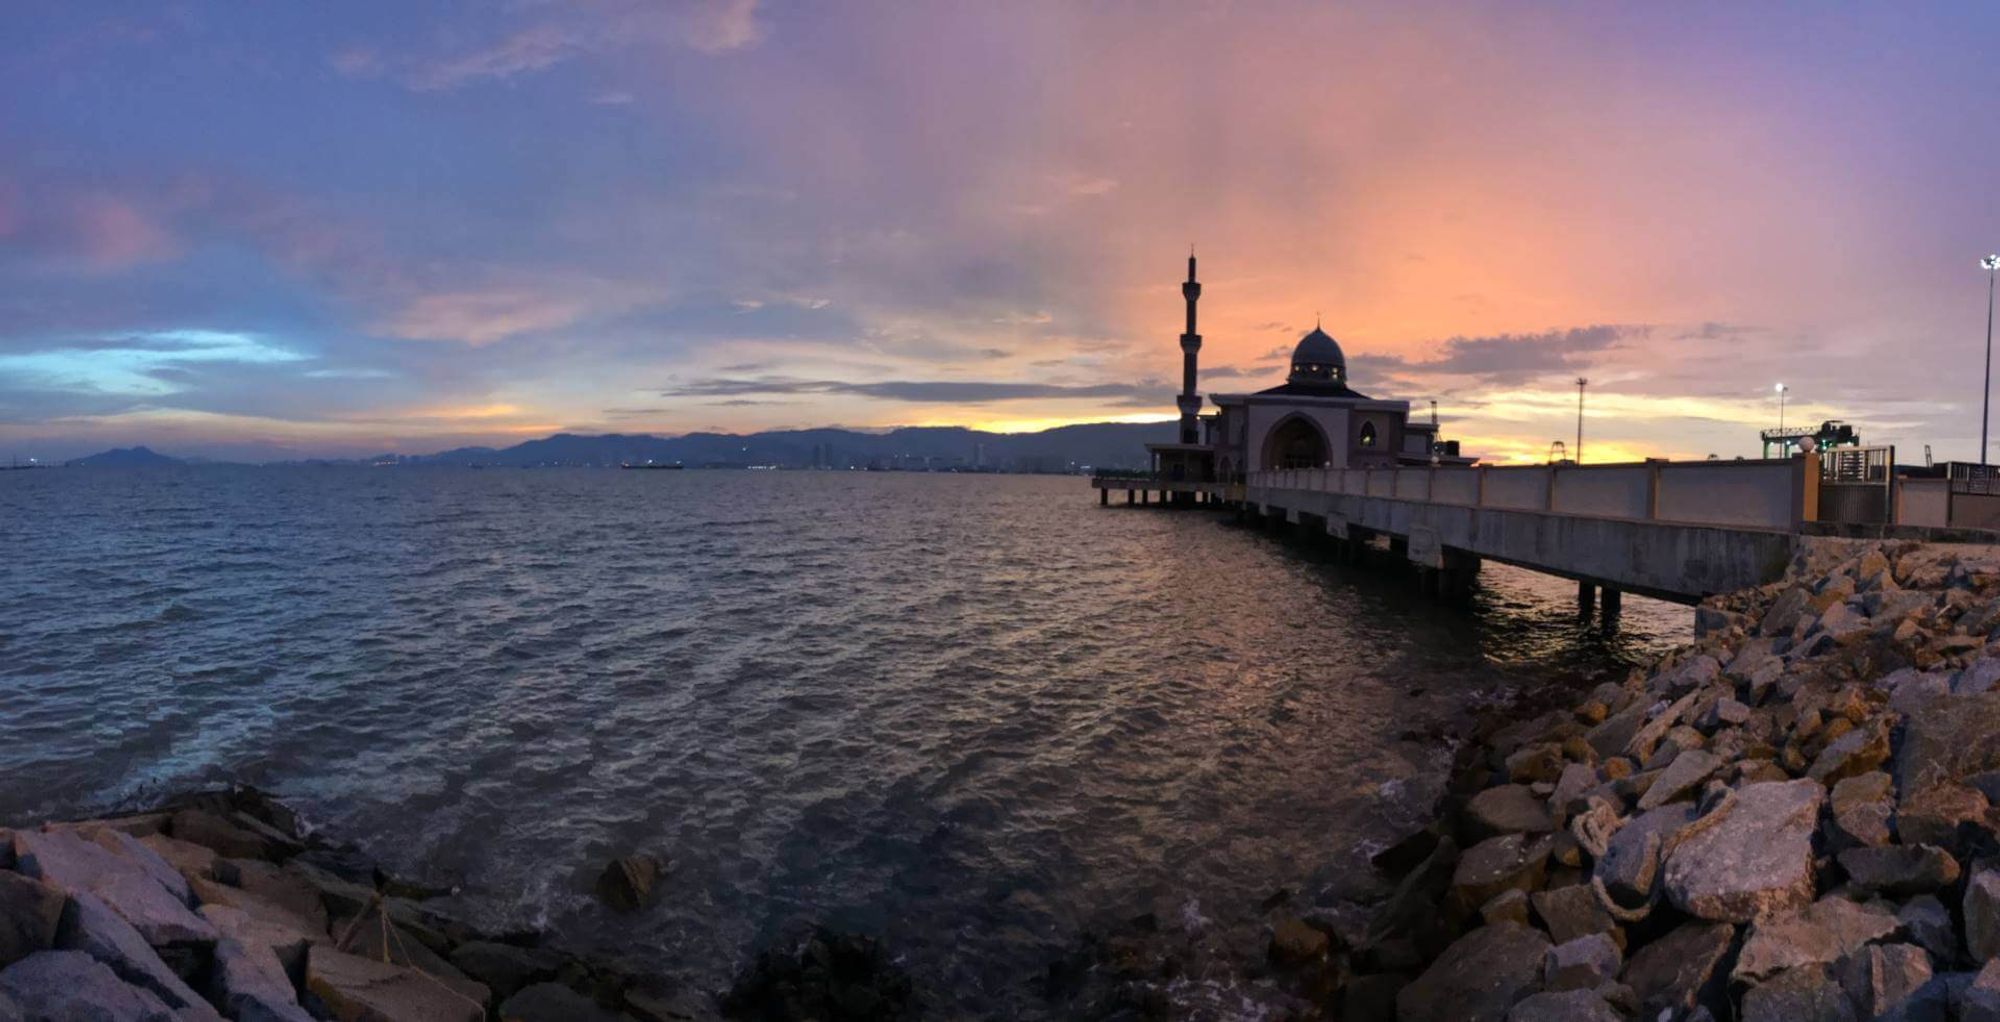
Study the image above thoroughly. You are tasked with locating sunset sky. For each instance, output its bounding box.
[4,2,1999,463]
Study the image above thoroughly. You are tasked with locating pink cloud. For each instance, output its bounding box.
[69,193,177,270]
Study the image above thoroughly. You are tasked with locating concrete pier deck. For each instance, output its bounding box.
[1092,457,1817,605]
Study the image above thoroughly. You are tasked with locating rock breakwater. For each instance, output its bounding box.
[1350,538,2000,1021]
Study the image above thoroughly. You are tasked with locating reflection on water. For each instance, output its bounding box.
[0,468,1686,1017]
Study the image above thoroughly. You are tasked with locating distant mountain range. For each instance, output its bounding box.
[63,421,1176,472]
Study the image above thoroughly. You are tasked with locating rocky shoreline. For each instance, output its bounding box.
[0,788,912,1021]
[1311,537,2000,1020]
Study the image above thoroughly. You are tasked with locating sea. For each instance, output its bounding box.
[0,467,1687,1017]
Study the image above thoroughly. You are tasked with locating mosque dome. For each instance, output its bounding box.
[1288,326,1347,385]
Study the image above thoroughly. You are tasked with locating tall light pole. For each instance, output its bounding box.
[1575,377,1588,464]
[1984,254,1999,466]
[1776,382,1788,433]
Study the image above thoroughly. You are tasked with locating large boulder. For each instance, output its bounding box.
[1663,779,1824,922]
[304,946,483,1022]
[1530,884,1621,947]
[1966,869,2000,963]
[1731,896,1899,984]
[1466,785,1555,838]
[0,872,65,969]
[1827,772,1896,848]
[1833,943,1935,1020]
[1451,834,1547,912]
[209,936,313,1022]
[1394,922,1549,1022]
[1596,804,1697,907]
[1809,722,1893,785]
[1543,933,1621,992]
[169,810,299,862]
[0,949,177,1021]
[1505,989,1622,1022]
[54,891,221,1019]
[594,855,664,912]
[1638,749,1720,810]
[9,829,216,949]
[1621,921,1734,1020]
[1896,691,2000,794]
[1739,965,1858,1022]
[331,909,488,1009]
[1838,845,1961,897]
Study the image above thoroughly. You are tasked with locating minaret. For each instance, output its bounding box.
[1177,250,1202,444]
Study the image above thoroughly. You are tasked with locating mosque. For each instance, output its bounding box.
[1147,252,1474,484]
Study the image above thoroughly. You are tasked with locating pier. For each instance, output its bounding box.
[1093,455,1822,607]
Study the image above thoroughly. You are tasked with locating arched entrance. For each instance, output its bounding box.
[1263,415,1329,469]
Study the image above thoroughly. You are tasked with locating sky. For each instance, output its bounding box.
[3,2,1999,463]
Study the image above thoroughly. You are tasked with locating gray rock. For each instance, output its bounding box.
[1897,782,1991,851]
[1637,749,1719,810]
[1543,933,1620,992]
[196,898,319,980]
[1959,657,2000,695]
[210,937,312,1022]
[213,859,328,933]
[1530,884,1621,947]
[1809,722,1893,785]
[1625,690,1702,763]
[1548,765,1596,825]
[1596,803,1696,907]
[0,872,65,970]
[1732,896,1900,983]
[1839,844,1961,897]
[1890,673,1954,715]
[1966,869,2000,962]
[1898,896,1955,962]
[168,810,297,862]
[1452,834,1547,912]
[54,890,221,1020]
[1897,691,2000,793]
[1480,889,1530,927]
[1741,965,1858,1022]
[332,908,487,1009]
[1621,920,1733,1020]
[1585,702,1648,761]
[1663,779,1824,922]
[1466,785,1555,838]
[136,835,217,885]
[1505,989,1622,1022]
[499,981,624,1022]
[1813,600,1872,644]
[0,949,176,1021]
[1395,922,1550,1022]
[1761,587,1810,636]
[1712,697,1751,726]
[594,854,664,912]
[1828,771,1895,848]
[1964,959,2000,1022]
[448,941,565,1002]
[9,829,216,949]
[1835,943,1935,1021]
[304,946,482,1022]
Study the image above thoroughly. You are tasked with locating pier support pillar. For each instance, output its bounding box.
[1125,489,1134,505]
[1100,488,1108,506]
[1601,587,1623,624]
[1577,581,1597,618]
[1439,550,1481,604]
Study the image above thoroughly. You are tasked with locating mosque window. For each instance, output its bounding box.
[1358,422,1377,447]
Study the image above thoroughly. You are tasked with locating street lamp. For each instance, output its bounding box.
[1575,377,1588,465]
[1984,254,2000,466]
[1775,382,1788,434]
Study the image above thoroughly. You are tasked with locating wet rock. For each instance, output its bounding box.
[9,828,216,949]
[1834,943,1935,1020]
[1267,917,1328,964]
[498,982,622,1022]
[1370,827,1441,878]
[1637,748,1719,810]
[1828,771,1896,848]
[54,890,221,1019]
[1467,785,1555,839]
[1621,920,1733,1020]
[594,854,664,912]
[1965,869,2000,962]
[721,928,915,1022]
[1663,779,1824,922]
[170,809,297,862]
[1394,922,1549,1022]
[1543,933,1620,992]
[192,877,326,953]
[280,860,375,920]
[0,949,175,1022]
[1505,988,1622,1022]
[304,945,483,1022]
[1452,834,1548,912]
[215,859,329,933]
[449,941,566,1002]
[291,847,381,888]
[332,907,488,1009]
[1839,844,1961,897]
[210,936,313,1022]
[1732,895,1899,983]
[1740,965,1858,1022]
[1530,885,1620,948]
[0,872,65,969]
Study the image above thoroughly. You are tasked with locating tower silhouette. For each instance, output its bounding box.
[1177,250,1202,444]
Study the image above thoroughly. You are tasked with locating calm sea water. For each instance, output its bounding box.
[0,467,1685,1016]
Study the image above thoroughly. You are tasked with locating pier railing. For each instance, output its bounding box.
[1248,456,1814,532]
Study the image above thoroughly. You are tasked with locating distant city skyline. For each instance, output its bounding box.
[3,2,1998,463]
